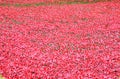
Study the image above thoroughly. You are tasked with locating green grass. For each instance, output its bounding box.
[14,3,32,7]
[0,1,95,7]
[0,3,11,6]
[0,0,111,7]
[0,74,5,79]
[34,2,45,6]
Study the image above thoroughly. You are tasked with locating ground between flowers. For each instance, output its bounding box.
[0,1,120,79]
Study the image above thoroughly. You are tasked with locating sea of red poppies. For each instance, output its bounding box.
[0,1,120,79]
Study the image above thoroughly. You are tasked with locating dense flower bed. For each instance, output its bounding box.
[0,1,120,79]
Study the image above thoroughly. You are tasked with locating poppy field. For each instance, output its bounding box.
[0,1,120,79]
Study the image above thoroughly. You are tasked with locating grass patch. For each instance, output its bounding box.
[23,3,32,7]
[0,0,109,7]
[56,1,89,5]
[66,1,88,4]
[14,3,32,7]
[14,3,21,7]
[0,3,11,6]
[34,2,45,6]
[0,74,5,79]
